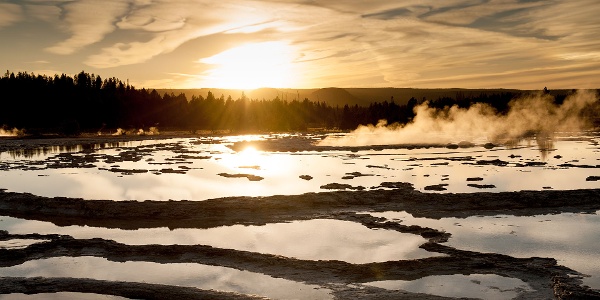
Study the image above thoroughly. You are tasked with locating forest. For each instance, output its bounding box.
[0,71,582,135]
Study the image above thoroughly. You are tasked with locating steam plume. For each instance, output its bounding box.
[0,127,24,137]
[319,90,599,146]
[112,128,125,136]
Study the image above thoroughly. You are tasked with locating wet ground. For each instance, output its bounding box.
[1,132,600,299]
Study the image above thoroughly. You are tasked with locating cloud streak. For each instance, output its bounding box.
[45,0,129,55]
[2,0,600,89]
[0,2,23,29]
[85,0,276,68]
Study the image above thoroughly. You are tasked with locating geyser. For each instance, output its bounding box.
[319,90,599,147]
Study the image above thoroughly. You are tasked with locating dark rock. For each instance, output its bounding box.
[424,184,448,191]
[458,141,475,148]
[466,177,484,181]
[299,175,313,181]
[218,173,264,181]
[483,143,495,149]
[467,183,496,189]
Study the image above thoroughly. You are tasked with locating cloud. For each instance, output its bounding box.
[31,69,66,77]
[420,0,547,27]
[24,4,62,23]
[11,0,597,88]
[26,60,51,64]
[86,0,276,68]
[0,2,23,29]
[408,62,600,89]
[301,1,600,88]
[45,0,129,55]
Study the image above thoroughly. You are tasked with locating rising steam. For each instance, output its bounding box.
[319,90,599,146]
[0,127,24,137]
[111,127,160,136]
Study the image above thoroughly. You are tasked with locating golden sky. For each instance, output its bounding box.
[1,0,599,89]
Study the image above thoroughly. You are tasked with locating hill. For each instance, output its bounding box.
[154,87,549,106]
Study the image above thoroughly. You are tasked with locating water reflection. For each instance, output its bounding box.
[372,211,600,289]
[3,146,83,160]
[0,292,129,300]
[0,239,48,250]
[0,134,599,200]
[535,133,555,160]
[365,274,535,299]
[0,141,149,161]
[0,257,332,300]
[0,217,438,263]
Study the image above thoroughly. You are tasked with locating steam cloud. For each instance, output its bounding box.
[0,127,24,137]
[319,90,599,146]
[112,127,160,136]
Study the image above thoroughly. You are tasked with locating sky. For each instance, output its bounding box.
[1,0,599,90]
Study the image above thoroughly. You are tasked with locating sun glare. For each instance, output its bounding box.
[219,145,289,176]
[198,41,300,89]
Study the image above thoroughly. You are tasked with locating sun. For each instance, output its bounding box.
[198,41,300,89]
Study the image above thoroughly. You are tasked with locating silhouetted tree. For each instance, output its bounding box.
[2,70,572,135]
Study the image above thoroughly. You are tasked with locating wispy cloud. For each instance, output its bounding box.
[0,2,23,29]
[85,0,276,68]
[26,60,51,64]
[3,0,600,88]
[24,4,62,23]
[45,0,129,55]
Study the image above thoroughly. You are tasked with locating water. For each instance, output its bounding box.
[1,132,599,298]
[0,256,331,300]
[0,134,599,200]
[366,274,535,299]
[0,293,128,300]
[371,210,600,289]
[0,217,438,263]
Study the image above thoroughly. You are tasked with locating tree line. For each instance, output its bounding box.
[0,71,587,135]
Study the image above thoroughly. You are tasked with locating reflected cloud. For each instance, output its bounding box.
[372,211,600,289]
[0,257,332,300]
[1,217,437,263]
[366,274,534,299]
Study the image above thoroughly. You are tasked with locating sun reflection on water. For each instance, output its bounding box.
[220,145,282,174]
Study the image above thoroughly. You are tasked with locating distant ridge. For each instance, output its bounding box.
[310,88,361,106]
[155,87,543,106]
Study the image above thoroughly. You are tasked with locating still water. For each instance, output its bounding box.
[371,210,600,290]
[366,274,535,300]
[1,133,600,298]
[0,133,599,201]
[0,256,332,300]
[0,217,438,263]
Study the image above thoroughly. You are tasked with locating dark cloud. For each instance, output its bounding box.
[362,7,414,20]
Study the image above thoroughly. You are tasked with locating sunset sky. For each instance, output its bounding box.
[1,0,599,90]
